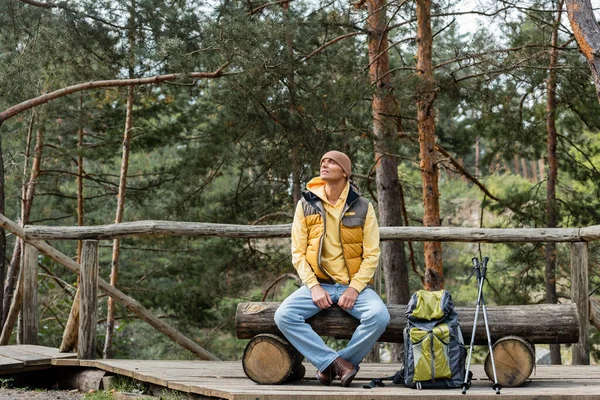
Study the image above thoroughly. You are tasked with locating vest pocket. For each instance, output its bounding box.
[342,216,365,227]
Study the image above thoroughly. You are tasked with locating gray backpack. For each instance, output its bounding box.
[403,289,467,389]
[364,289,469,390]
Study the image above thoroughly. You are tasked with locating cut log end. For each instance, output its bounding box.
[484,335,535,387]
[242,334,305,385]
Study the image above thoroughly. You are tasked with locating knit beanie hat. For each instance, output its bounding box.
[321,150,352,178]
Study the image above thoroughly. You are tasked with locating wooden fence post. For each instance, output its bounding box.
[22,243,39,344]
[78,240,99,359]
[571,241,590,365]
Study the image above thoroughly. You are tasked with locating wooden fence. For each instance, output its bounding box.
[0,214,596,364]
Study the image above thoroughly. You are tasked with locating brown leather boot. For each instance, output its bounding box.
[332,357,359,387]
[315,364,333,386]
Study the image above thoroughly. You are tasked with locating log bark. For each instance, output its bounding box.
[235,302,579,345]
[22,243,38,344]
[0,253,24,345]
[0,213,219,360]
[571,241,589,364]
[79,240,98,359]
[0,133,4,329]
[60,292,80,353]
[242,333,305,384]
[484,336,535,387]
[416,0,443,290]
[566,0,600,103]
[58,369,107,392]
[366,0,409,308]
[2,239,21,326]
[25,221,598,242]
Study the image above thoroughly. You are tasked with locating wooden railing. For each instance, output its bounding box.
[0,213,596,364]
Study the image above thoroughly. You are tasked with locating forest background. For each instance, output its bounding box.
[1,0,600,364]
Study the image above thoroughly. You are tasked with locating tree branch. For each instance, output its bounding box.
[302,32,364,61]
[0,63,230,125]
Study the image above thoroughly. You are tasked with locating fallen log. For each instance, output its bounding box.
[236,302,579,345]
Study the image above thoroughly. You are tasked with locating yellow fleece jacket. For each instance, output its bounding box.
[291,177,381,293]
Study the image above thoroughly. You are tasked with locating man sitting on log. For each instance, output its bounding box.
[274,150,390,387]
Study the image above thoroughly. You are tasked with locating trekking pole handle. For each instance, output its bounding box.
[471,257,482,280]
[481,256,489,280]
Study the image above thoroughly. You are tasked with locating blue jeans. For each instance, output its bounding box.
[274,283,390,372]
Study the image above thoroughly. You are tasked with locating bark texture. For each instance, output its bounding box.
[236,302,580,344]
[566,0,600,103]
[416,0,443,290]
[366,0,409,308]
[0,133,4,328]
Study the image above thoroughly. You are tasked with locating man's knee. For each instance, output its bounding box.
[368,305,390,329]
[274,306,286,328]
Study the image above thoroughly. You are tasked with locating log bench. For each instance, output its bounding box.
[236,302,580,386]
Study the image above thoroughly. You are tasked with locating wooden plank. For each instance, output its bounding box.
[17,344,76,359]
[85,359,600,400]
[571,242,590,364]
[0,346,51,366]
[0,355,24,370]
[52,358,81,367]
[24,222,595,243]
[65,359,600,400]
[22,244,39,344]
[79,240,99,360]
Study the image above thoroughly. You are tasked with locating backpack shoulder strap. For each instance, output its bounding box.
[363,370,404,389]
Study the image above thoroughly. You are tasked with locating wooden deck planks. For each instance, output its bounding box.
[1,346,599,399]
[80,359,600,400]
[0,345,76,372]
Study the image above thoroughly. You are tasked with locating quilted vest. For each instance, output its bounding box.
[300,185,371,284]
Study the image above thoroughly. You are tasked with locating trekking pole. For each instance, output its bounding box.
[479,256,501,395]
[461,257,482,395]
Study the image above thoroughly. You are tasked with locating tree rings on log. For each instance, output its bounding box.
[242,333,305,384]
[484,335,535,387]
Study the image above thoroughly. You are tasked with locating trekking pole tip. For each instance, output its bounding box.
[493,383,501,394]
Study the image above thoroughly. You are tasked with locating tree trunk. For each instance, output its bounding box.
[539,159,546,181]
[366,0,408,362]
[282,2,302,207]
[77,95,85,262]
[104,1,136,360]
[531,159,538,182]
[3,122,41,336]
[521,157,529,180]
[565,0,600,103]
[2,113,35,328]
[365,0,409,304]
[60,98,86,353]
[0,133,5,329]
[475,136,480,178]
[416,0,443,290]
[546,0,564,365]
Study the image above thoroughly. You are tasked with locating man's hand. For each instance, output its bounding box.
[338,287,359,310]
[310,285,333,309]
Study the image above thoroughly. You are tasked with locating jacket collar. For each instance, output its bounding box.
[303,182,360,210]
